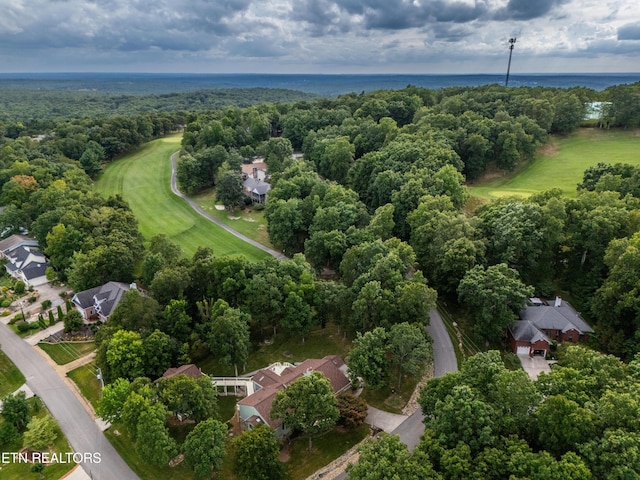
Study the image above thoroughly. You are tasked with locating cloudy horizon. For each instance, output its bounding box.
[0,0,638,74]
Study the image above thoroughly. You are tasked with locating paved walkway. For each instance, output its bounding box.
[25,322,64,345]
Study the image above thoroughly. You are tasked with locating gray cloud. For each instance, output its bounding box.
[0,0,637,73]
[618,22,640,40]
[494,0,568,21]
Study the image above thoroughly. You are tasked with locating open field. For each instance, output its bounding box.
[470,128,640,200]
[0,347,25,397]
[94,135,270,262]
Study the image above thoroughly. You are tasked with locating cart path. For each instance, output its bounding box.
[170,151,286,260]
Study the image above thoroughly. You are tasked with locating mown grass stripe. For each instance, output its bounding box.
[94,135,269,262]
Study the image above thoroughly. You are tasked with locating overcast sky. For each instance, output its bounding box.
[0,0,638,74]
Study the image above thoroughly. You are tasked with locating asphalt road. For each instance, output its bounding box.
[337,307,458,478]
[0,322,138,480]
[390,308,458,451]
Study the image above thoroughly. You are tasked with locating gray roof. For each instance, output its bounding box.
[3,242,48,281]
[72,281,131,318]
[0,234,38,254]
[243,177,271,195]
[511,320,551,344]
[520,300,594,335]
[19,260,48,280]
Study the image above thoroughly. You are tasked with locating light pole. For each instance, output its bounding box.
[505,37,516,87]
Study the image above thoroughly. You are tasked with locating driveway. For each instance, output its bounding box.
[0,322,138,480]
[518,354,552,380]
[335,308,458,479]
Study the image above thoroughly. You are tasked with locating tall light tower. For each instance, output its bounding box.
[505,37,517,87]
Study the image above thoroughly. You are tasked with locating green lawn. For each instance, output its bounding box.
[285,425,369,480]
[67,363,102,410]
[470,128,640,200]
[105,424,194,480]
[0,348,25,398]
[197,322,351,377]
[94,135,269,262]
[38,342,95,366]
[192,188,273,247]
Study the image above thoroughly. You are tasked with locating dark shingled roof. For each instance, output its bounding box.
[72,281,131,318]
[520,300,594,335]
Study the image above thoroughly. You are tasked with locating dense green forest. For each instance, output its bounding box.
[1,81,640,478]
[0,88,316,123]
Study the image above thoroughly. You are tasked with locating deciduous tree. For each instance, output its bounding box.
[271,371,340,451]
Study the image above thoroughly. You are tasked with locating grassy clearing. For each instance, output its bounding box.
[38,342,95,366]
[67,363,102,410]
[470,128,640,200]
[94,135,269,262]
[0,348,25,398]
[192,188,273,247]
[360,373,421,414]
[284,425,369,480]
[197,322,351,377]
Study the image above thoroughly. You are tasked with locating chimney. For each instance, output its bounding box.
[554,296,562,307]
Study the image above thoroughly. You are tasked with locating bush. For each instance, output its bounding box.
[41,299,52,309]
[63,310,83,333]
[10,313,24,324]
[13,281,25,295]
[1,299,11,308]
[1,311,9,317]
[28,296,37,304]
[17,322,31,333]
[337,393,368,429]
[59,291,67,298]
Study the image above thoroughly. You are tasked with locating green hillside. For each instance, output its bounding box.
[469,129,640,199]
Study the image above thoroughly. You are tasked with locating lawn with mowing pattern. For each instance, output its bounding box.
[94,135,269,261]
[38,341,95,365]
[470,128,640,200]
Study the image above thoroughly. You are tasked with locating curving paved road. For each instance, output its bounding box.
[169,151,286,260]
[0,323,138,480]
[337,308,458,479]
[390,308,458,451]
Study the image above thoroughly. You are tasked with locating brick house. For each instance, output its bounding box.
[509,297,594,357]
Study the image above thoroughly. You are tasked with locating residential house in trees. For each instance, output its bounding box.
[236,355,351,438]
[71,281,134,323]
[241,159,271,204]
[0,234,49,287]
[509,297,594,357]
